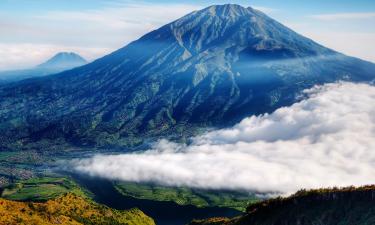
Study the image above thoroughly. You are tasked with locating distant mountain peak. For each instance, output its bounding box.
[37,52,87,69]
[54,52,82,58]
[0,52,88,83]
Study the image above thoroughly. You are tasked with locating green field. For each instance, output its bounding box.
[115,182,258,211]
[1,176,88,201]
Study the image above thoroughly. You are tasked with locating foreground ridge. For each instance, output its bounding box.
[189,186,375,225]
[0,193,155,225]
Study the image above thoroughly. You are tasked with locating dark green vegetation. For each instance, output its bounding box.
[70,174,244,225]
[1,4,375,150]
[189,186,375,225]
[115,182,258,211]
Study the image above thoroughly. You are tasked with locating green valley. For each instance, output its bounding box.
[115,182,258,212]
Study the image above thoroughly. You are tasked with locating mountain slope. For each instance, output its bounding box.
[0,193,155,225]
[0,4,375,150]
[0,52,87,83]
[189,186,375,225]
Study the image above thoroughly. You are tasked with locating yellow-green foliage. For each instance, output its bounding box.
[0,193,155,225]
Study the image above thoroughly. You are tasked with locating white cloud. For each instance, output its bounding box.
[311,12,375,21]
[72,82,375,195]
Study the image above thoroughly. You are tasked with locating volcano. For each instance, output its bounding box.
[1,4,374,150]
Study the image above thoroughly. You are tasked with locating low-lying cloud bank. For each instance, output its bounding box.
[72,82,375,194]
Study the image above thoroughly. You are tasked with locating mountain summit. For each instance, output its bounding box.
[163,4,332,56]
[0,4,374,149]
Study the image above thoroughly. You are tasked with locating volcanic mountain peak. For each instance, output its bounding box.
[167,4,260,49]
[148,4,332,60]
[37,52,87,69]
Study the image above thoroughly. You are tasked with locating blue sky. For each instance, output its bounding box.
[0,0,374,70]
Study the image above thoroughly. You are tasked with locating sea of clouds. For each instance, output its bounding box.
[72,82,375,194]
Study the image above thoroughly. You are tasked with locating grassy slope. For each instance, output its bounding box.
[115,182,258,211]
[0,193,155,225]
[1,177,87,202]
[189,186,375,225]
